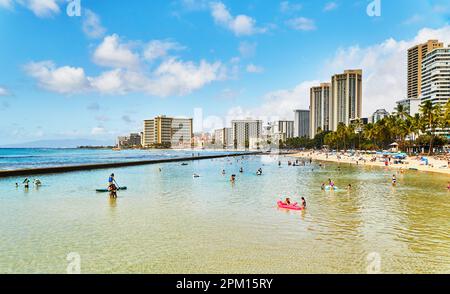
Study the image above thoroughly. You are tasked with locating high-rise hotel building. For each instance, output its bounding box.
[420,46,450,106]
[421,46,450,136]
[309,83,331,138]
[294,110,310,138]
[330,69,363,131]
[231,119,262,149]
[142,115,193,148]
[310,70,362,137]
[407,40,443,99]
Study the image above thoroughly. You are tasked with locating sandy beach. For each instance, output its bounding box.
[292,151,450,175]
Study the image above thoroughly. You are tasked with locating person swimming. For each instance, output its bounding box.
[222,169,226,175]
[34,179,42,186]
[239,167,243,173]
[230,174,236,182]
[256,168,262,175]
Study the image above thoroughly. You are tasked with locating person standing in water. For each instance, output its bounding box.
[301,197,306,209]
[23,178,30,189]
[392,174,397,186]
[108,173,119,198]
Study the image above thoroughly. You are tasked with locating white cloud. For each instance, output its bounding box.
[230,25,450,122]
[324,2,338,12]
[0,0,13,9]
[0,86,10,96]
[92,34,140,69]
[17,0,60,18]
[24,61,89,94]
[210,1,266,36]
[280,1,302,13]
[227,80,319,122]
[91,126,106,135]
[147,58,225,96]
[89,69,125,94]
[82,9,106,39]
[143,40,185,61]
[26,57,227,97]
[323,25,450,116]
[286,17,316,31]
[246,64,264,74]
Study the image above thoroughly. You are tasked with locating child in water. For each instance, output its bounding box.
[392,174,397,185]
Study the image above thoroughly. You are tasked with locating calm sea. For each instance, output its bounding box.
[0,154,449,273]
[0,148,242,170]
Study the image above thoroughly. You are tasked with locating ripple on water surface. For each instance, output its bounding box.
[0,155,449,273]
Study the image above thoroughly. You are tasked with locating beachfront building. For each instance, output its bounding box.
[330,69,363,131]
[309,83,331,138]
[293,109,310,138]
[231,119,263,149]
[420,46,450,106]
[117,133,142,149]
[421,46,450,136]
[142,116,193,148]
[407,40,443,99]
[267,120,295,143]
[370,109,389,124]
[396,98,421,116]
[214,127,233,148]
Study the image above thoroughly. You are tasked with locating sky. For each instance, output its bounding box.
[0,0,449,145]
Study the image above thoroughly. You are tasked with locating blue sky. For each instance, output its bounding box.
[0,0,449,145]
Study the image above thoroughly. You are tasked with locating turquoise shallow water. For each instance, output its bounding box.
[0,148,240,170]
[0,155,449,273]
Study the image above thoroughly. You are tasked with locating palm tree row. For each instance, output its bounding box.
[285,100,450,155]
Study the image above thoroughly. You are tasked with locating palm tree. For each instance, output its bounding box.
[336,123,348,151]
[420,101,442,155]
[363,123,376,149]
[444,100,450,131]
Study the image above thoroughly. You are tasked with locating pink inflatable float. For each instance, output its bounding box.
[277,201,303,211]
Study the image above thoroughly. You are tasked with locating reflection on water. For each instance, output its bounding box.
[0,155,449,273]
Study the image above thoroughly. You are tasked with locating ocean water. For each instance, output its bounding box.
[0,148,240,170]
[0,154,449,273]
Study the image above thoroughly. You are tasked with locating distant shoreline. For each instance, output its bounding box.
[0,151,261,178]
